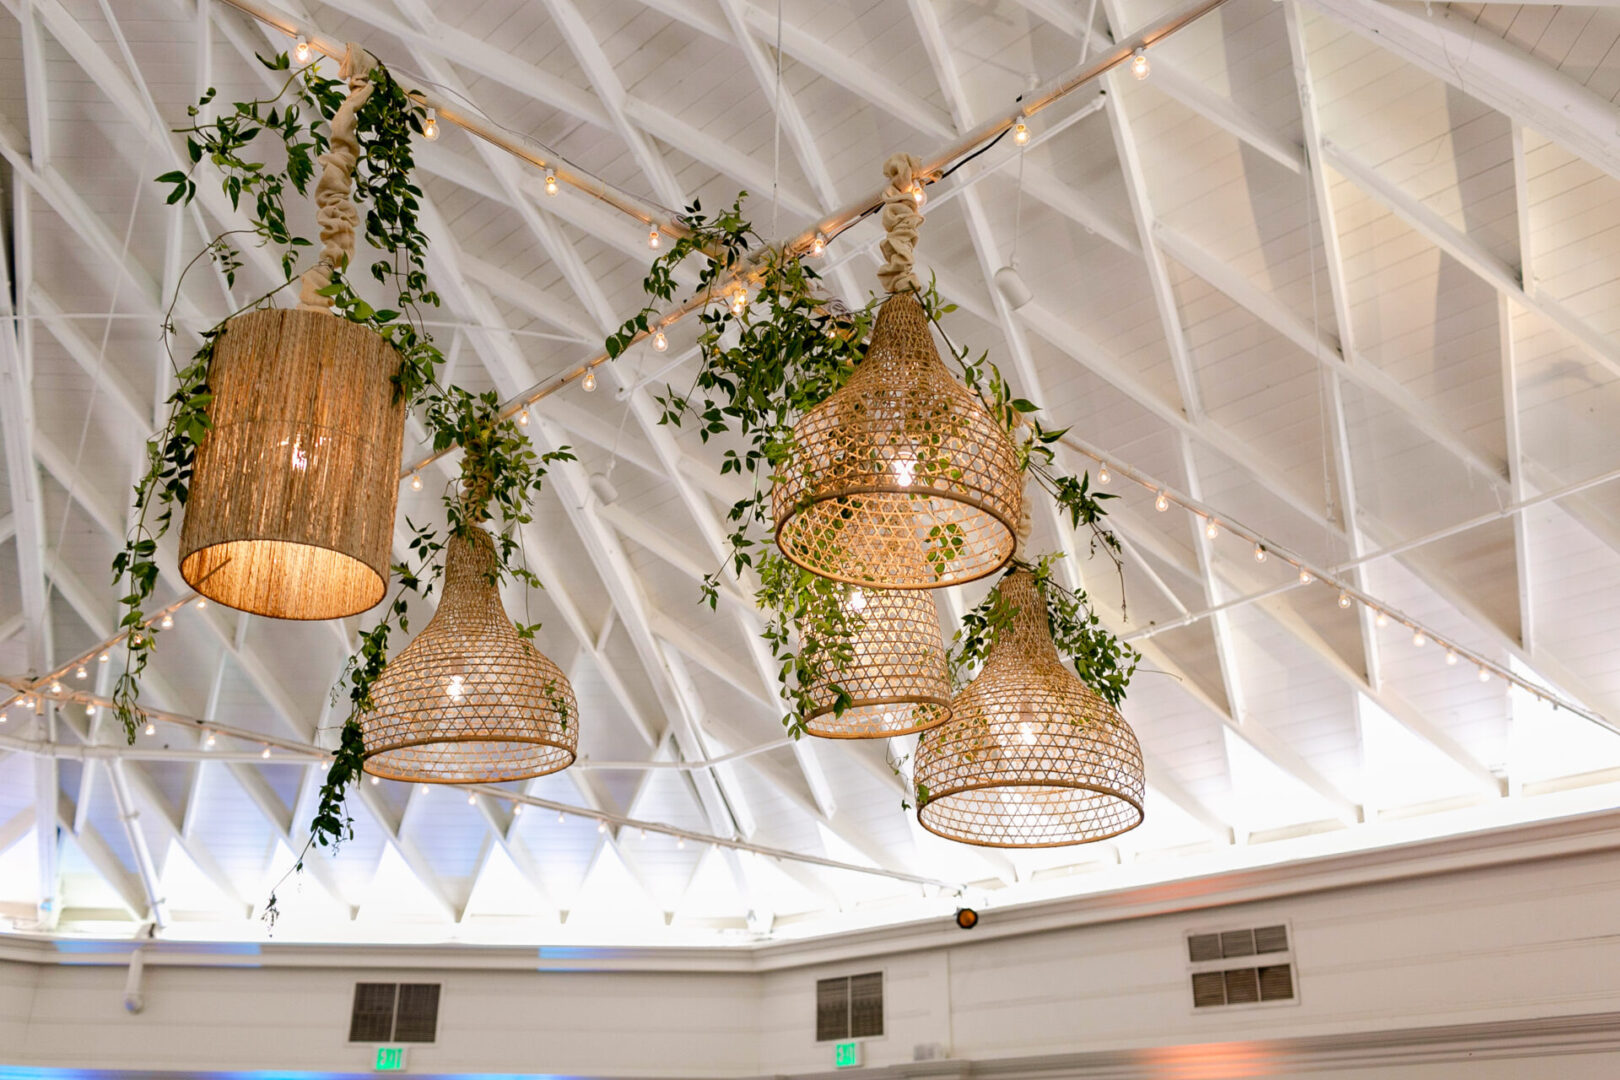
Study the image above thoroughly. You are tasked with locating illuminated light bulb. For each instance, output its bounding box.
[76,665,87,680]
[652,329,668,352]
[1445,649,1458,666]
[582,369,597,392]
[893,455,917,487]
[597,820,606,834]
[810,232,827,257]
[639,828,647,839]
[410,474,423,491]
[468,793,477,805]
[1412,629,1426,647]
[293,36,312,63]
[99,652,109,663]
[144,721,156,736]
[544,171,558,196]
[1098,463,1111,484]
[418,785,429,797]
[421,109,439,141]
[1253,544,1267,563]
[1478,665,1490,683]
[1338,591,1352,609]
[1298,568,1312,584]
[1155,490,1169,512]
[130,634,141,646]
[445,674,466,703]
[194,598,206,610]
[1018,721,1037,746]
[205,730,216,747]
[161,614,174,629]
[848,588,867,613]
[517,408,530,426]
[50,681,62,694]
[85,704,95,716]
[909,184,927,208]
[729,291,748,316]
[1204,519,1219,540]
[1013,121,1030,146]
[1131,48,1150,80]
[370,774,380,785]
[512,804,523,816]
[648,226,661,249]
[558,811,566,824]
[676,836,686,849]
[261,746,272,759]
[1375,611,1389,628]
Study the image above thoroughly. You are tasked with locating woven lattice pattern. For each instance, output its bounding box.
[179,308,406,620]
[804,587,951,739]
[915,570,1145,847]
[362,528,578,783]
[772,291,1020,589]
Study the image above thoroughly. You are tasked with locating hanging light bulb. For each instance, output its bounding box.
[195,598,206,610]
[1205,519,1219,540]
[1478,665,1491,683]
[144,721,156,736]
[1253,544,1267,563]
[468,792,477,805]
[205,729,217,747]
[421,109,439,141]
[99,652,110,663]
[1338,591,1352,609]
[1131,48,1150,80]
[1155,490,1169,512]
[676,836,686,849]
[545,171,558,196]
[161,614,174,629]
[652,329,668,352]
[557,810,566,824]
[512,803,523,816]
[517,408,529,426]
[293,36,312,63]
[261,746,272,759]
[647,226,661,249]
[410,474,423,491]
[1013,121,1030,146]
[729,290,748,316]
[1375,611,1389,628]
[85,703,96,716]
[909,183,927,208]
[1298,568,1312,584]
[1445,649,1458,666]
[810,232,827,257]
[1412,628,1426,647]
[370,774,380,785]
[596,820,606,834]
[582,369,597,392]
[76,665,87,680]
[1097,463,1111,484]
[50,680,62,694]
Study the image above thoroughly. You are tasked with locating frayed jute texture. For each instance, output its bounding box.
[803,586,952,739]
[178,308,405,619]
[915,570,1145,848]
[362,527,578,783]
[773,290,1021,589]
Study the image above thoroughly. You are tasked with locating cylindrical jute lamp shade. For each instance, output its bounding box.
[178,308,406,620]
[362,527,578,783]
[914,570,1145,847]
[803,586,952,739]
[772,291,1021,590]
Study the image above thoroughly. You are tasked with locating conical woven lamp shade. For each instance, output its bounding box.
[362,527,578,783]
[179,309,406,619]
[915,570,1144,847]
[772,291,1021,589]
[803,586,952,739]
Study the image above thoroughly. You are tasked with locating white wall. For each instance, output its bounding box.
[5,832,1620,1078]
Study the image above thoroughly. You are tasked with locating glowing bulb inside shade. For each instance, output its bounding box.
[1478,665,1490,682]
[421,109,438,141]
[1299,568,1312,584]
[1412,629,1426,647]
[293,36,312,63]
[76,666,87,680]
[1131,49,1150,80]
[648,226,661,249]
[1018,721,1037,746]
[1445,649,1458,666]
[1375,611,1389,628]
[545,171,558,196]
[144,722,155,736]
[653,330,668,352]
[810,232,827,257]
[582,369,597,392]
[517,408,529,426]
[261,746,272,759]
[1013,122,1029,146]
[1205,519,1219,540]
[410,474,423,491]
[1338,591,1351,609]
[1098,464,1110,484]
[1253,544,1267,563]
[161,614,174,629]
[893,456,917,487]
[848,588,867,613]
[446,674,466,703]
[1155,490,1168,512]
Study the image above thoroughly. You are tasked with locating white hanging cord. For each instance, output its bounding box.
[877,153,926,294]
[1011,108,1027,270]
[772,0,784,240]
[299,44,375,310]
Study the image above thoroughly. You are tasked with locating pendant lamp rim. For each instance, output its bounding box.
[180,539,387,620]
[363,737,576,782]
[803,700,953,739]
[916,784,1145,849]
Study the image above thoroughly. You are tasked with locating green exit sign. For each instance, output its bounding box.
[834,1040,862,1068]
[375,1045,409,1071]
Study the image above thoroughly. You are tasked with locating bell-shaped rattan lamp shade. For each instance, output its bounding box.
[361,527,578,783]
[914,570,1145,847]
[803,586,952,739]
[772,291,1021,589]
[178,308,407,620]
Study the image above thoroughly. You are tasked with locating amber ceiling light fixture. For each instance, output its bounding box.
[803,586,952,739]
[179,47,405,620]
[914,570,1145,847]
[362,526,578,783]
[772,153,1021,590]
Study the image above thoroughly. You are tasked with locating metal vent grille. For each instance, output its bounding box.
[816,972,884,1041]
[348,982,441,1043]
[1258,964,1294,1001]
[349,983,397,1042]
[1187,923,1296,1009]
[1254,925,1289,954]
[1191,964,1294,1007]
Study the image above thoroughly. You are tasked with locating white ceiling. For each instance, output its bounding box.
[2,0,1620,946]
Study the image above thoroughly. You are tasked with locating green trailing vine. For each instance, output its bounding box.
[605,194,1138,738]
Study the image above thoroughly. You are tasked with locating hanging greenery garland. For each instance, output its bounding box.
[605,194,1140,736]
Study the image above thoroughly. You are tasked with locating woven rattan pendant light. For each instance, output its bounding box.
[772,154,1020,590]
[362,527,578,783]
[803,586,952,739]
[914,569,1145,847]
[178,46,406,620]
